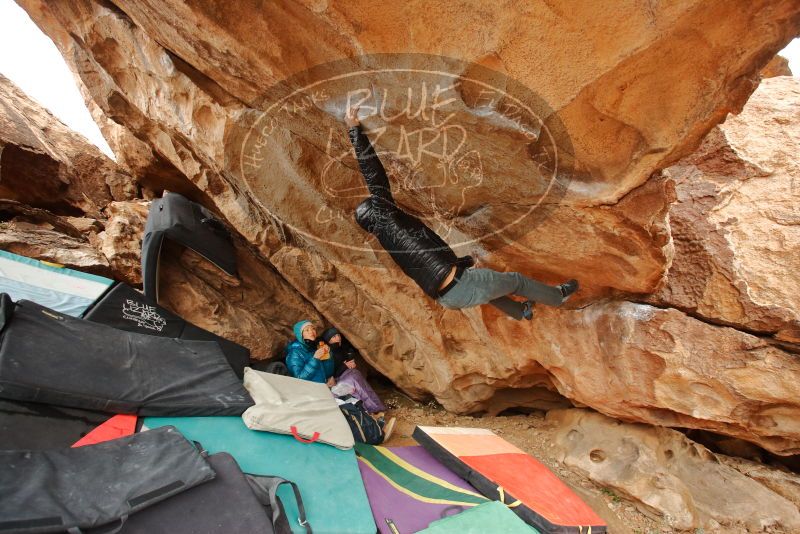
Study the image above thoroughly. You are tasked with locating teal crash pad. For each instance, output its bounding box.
[419,501,541,534]
[144,416,375,534]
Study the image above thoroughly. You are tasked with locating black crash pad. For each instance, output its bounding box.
[82,283,250,378]
[0,295,253,416]
[142,192,237,301]
[99,452,305,534]
[0,426,214,534]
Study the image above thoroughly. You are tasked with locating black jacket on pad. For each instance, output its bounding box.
[348,126,473,299]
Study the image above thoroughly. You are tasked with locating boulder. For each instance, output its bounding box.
[0,200,112,276]
[654,76,800,343]
[531,301,800,455]
[761,55,793,77]
[91,200,149,286]
[13,0,800,445]
[0,74,134,216]
[548,409,800,531]
[720,455,800,512]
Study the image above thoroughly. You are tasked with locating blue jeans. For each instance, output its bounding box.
[437,268,563,315]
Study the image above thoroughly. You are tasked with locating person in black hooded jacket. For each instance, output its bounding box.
[321,327,387,414]
[345,105,578,320]
[321,327,357,378]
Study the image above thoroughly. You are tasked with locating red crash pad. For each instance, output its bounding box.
[413,426,606,534]
[72,414,137,447]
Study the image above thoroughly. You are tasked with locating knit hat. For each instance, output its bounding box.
[293,320,312,343]
[321,327,340,344]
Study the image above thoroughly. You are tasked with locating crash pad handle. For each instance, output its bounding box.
[290,426,320,444]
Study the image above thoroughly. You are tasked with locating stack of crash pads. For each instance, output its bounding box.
[0,246,250,377]
[0,252,114,449]
[0,425,309,534]
[0,295,253,415]
[0,196,329,532]
[413,426,607,533]
[0,426,214,533]
[0,250,113,317]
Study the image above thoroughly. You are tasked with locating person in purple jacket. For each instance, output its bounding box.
[322,327,386,414]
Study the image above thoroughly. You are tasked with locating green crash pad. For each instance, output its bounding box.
[419,500,541,534]
[144,416,375,534]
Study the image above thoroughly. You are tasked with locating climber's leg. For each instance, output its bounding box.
[437,268,567,309]
[488,296,532,320]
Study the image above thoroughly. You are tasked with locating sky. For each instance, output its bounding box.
[0,0,798,160]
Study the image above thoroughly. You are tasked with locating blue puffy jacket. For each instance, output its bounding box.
[285,320,335,383]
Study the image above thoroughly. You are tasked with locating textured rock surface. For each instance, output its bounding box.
[94,199,324,358]
[548,409,800,531]
[532,301,800,454]
[761,55,793,77]
[0,71,322,360]
[90,200,149,286]
[721,455,800,511]
[653,76,800,343]
[0,200,112,275]
[13,0,800,448]
[0,74,134,216]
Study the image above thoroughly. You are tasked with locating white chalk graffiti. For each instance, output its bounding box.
[122,299,166,332]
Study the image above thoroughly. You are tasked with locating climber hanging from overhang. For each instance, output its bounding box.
[345,104,578,321]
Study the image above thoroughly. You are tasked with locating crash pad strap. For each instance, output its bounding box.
[246,474,311,534]
[291,426,320,444]
[498,486,522,508]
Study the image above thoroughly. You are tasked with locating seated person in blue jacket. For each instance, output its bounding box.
[345,104,578,321]
[287,320,397,440]
[285,320,336,386]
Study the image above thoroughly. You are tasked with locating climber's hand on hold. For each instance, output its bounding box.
[345,104,361,127]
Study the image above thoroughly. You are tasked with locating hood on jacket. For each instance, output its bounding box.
[321,327,340,345]
[293,320,312,343]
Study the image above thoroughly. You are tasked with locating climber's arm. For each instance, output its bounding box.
[346,106,395,205]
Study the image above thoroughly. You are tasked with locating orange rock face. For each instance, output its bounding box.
[10,0,800,451]
[0,73,134,216]
[0,73,321,359]
[653,77,800,344]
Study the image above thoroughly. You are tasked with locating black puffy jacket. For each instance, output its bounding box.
[348,126,473,299]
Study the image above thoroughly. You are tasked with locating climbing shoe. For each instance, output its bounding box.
[382,417,397,442]
[559,279,579,302]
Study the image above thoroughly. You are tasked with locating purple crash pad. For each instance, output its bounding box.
[356,444,487,534]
